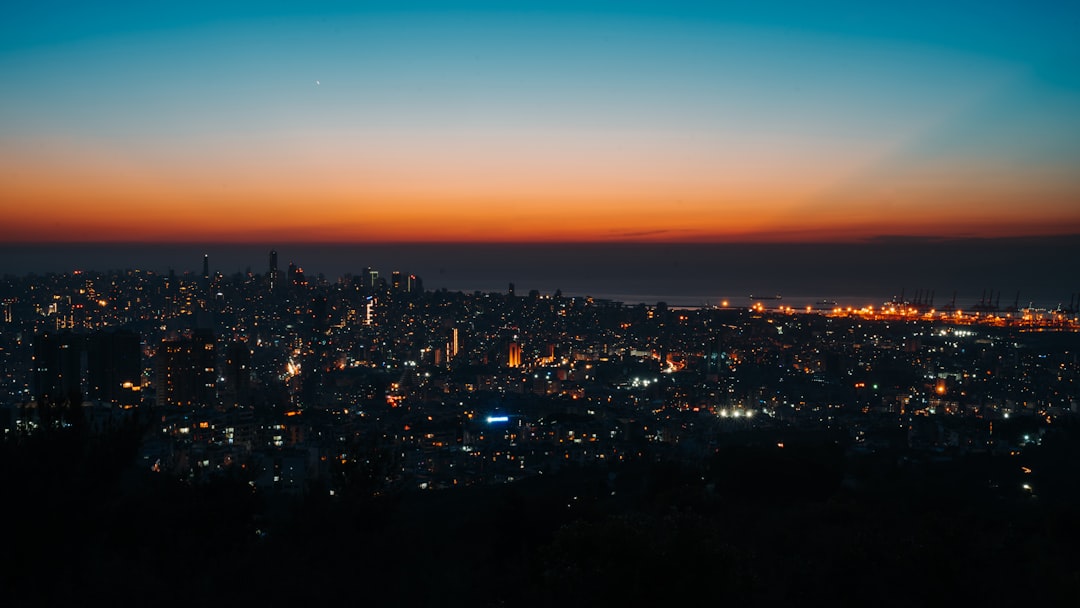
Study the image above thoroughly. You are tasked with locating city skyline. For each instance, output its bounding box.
[4,236,1077,606]
[4,237,1079,311]
[3,1,1080,243]
[4,6,1079,600]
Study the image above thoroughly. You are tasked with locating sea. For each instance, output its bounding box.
[2,240,1078,311]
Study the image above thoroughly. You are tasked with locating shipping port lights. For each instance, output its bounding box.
[746,302,1078,331]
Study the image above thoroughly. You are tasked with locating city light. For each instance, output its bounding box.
[2,0,1079,599]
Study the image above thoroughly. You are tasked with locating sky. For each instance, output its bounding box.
[2,1,1079,244]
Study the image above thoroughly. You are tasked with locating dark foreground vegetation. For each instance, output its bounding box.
[4,419,1080,607]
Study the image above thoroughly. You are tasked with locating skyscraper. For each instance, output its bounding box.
[35,329,143,408]
[223,340,251,408]
[156,329,217,408]
[86,329,142,407]
[447,327,459,361]
[33,331,84,406]
[507,341,522,368]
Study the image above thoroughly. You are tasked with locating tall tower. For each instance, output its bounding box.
[202,254,210,281]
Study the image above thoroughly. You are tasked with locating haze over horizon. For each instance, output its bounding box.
[3,1,1080,244]
[5,238,1078,311]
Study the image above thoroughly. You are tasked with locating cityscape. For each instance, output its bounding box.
[4,1,1080,605]
[2,250,1079,604]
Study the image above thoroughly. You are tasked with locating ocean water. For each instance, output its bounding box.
[2,239,1078,310]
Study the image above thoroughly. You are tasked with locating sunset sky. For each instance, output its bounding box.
[2,1,1079,243]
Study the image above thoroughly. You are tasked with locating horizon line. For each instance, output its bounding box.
[6,233,1080,247]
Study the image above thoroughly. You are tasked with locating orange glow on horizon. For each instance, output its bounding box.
[3,134,1079,244]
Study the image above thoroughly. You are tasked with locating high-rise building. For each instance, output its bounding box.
[287,262,306,286]
[447,327,459,361]
[703,336,724,377]
[507,341,522,368]
[269,250,279,290]
[202,254,210,282]
[33,331,84,406]
[364,295,375,326]
[391,271,402,292]
[310,295,329,331]
[222,340,251,408]
[35,329,143,408]
[156,329,217,408]
[86,329,142,407]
